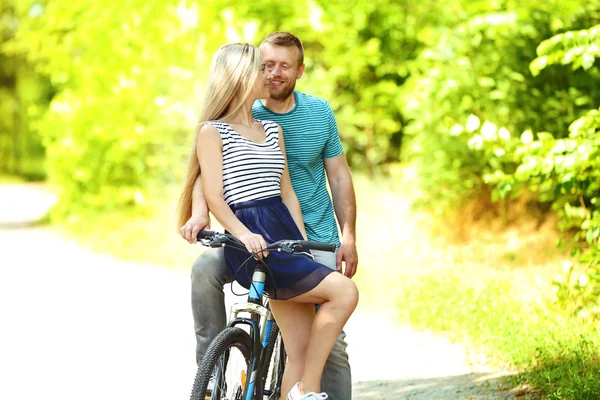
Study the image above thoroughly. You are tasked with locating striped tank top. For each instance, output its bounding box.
[206,120,284,206]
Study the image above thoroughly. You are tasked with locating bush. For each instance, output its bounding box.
[495,25,600,319]
[4,0,234,215]
[401,3,600,316]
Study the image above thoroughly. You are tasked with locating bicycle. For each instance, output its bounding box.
[189,230,336,400]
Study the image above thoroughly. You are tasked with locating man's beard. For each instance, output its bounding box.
[269,83,295,101]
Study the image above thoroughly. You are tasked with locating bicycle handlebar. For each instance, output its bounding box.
[197,230,217,240]
[288,240,336,253]
[196,230,336,253]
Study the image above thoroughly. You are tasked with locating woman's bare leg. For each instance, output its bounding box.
[273,272,359,395]
[268,301,314,397]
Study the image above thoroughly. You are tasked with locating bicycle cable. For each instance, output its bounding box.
[226,246,278,299]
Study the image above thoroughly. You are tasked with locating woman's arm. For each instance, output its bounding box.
[197,124,267,254]
[277,125,308,240]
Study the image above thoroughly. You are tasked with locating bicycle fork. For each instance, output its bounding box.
[227,263,275,399]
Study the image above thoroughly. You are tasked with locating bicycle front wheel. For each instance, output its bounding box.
[190,327,253,400]
[262,324,286,400]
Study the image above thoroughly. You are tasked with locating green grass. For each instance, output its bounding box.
[362,185,600,400]
[55,190,205,270]
[353,172,600,399]
[0,173,27,183]
[399,266,600,399]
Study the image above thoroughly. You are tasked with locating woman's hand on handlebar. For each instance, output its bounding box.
[238,231,269,258]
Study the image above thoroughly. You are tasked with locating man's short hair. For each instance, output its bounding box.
[261,32,304,66]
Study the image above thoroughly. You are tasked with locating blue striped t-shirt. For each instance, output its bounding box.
[252,91,343,245]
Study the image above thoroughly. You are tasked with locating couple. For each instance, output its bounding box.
[177,32,359,400]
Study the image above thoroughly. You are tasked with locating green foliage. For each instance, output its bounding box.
[512,108,600,319]
[495,45,600,319]
[531,24,600,75]
[2,0,427,212]
[403,2,600,206]
[4,0,232,215]
[402,2,599,209]
[398,1,600,316]
[401,9,539,210]
[307,0,414,169]
[0,0,48,180]
[218,0,420,170]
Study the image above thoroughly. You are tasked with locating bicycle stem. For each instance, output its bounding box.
[248,263,267,305]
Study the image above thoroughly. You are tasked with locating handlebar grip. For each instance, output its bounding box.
[299,240,336,253]
[197,230,216,240]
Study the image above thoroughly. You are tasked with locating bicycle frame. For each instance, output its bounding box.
[222,263,274,400]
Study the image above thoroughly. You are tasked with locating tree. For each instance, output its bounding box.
[5,0,231,213]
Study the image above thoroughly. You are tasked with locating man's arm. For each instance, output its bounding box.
[324,154,358,278]
[180,174,211,243]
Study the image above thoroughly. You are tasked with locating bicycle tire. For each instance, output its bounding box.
[261,324,286,400]
[190,327,253,400]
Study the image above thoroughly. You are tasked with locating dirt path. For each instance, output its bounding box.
[347,309,517,399]
[0,184,519,399]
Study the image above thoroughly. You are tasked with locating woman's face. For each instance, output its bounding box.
[252,61,270,100]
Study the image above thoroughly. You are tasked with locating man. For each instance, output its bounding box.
[181,32,358,400]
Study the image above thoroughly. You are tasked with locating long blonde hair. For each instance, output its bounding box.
[176,43,262,228]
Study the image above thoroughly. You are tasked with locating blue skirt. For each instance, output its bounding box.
[224,196,334,300]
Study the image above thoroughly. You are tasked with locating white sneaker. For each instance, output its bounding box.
[286,382,328,400]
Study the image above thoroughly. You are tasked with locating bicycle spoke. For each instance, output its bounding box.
[211,346,249,399]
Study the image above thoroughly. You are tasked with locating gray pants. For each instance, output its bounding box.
[191,247,352,400]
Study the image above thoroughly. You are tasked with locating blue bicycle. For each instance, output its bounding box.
[189,230,335,400]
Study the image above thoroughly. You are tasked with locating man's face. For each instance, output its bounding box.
[260,43,305,101]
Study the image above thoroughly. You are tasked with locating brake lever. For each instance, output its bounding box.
[295,251,315,260]
[276,247,294,254]
[210,237,228,248]
[198,236,226,248]
[271,241,314,259]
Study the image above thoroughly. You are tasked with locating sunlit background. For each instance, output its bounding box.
[1,1,600,399]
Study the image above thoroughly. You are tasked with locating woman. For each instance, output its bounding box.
[177,43,358,400]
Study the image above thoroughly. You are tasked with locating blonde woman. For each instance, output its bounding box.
[177,43,358,400]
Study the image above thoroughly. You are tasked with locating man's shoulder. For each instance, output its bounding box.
[252,99,266,113]
[296,91,330,110]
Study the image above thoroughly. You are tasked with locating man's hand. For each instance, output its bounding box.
[180,214,211,244]
[336,238,358,278]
